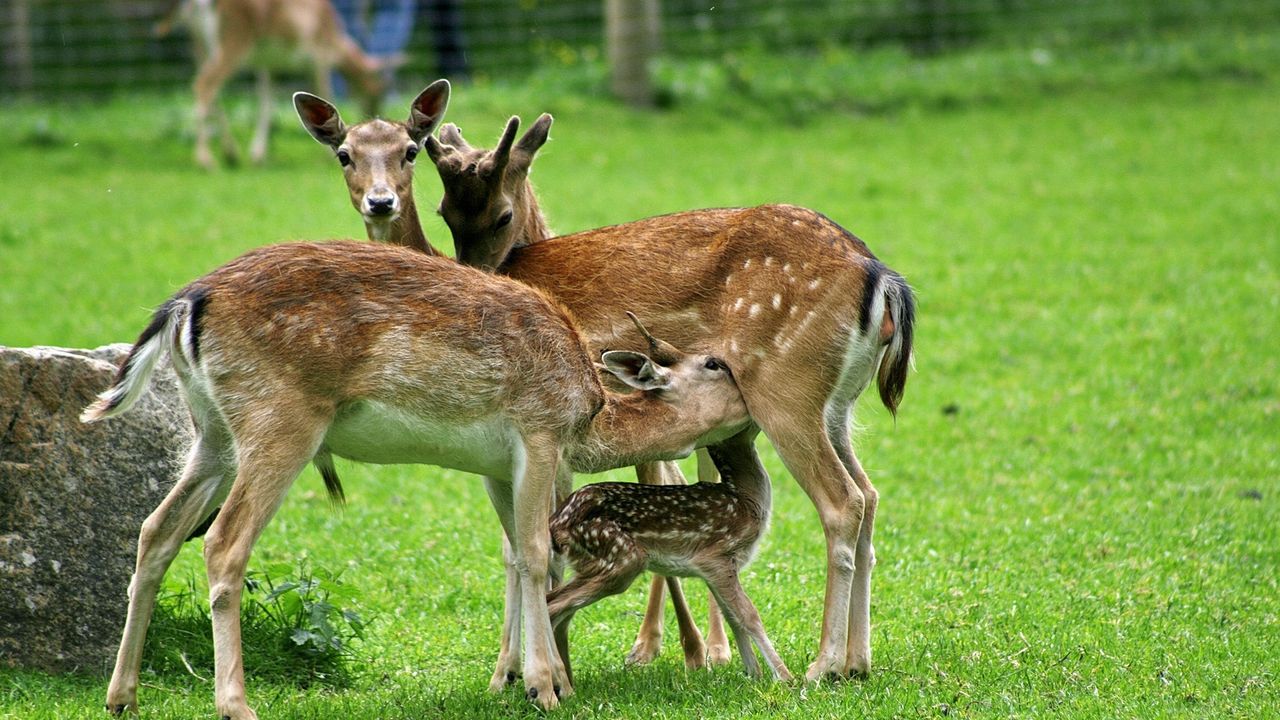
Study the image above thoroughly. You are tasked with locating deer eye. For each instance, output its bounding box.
[495,210,514,229]
[336,149,352,167]
[405,145,419,163]
[704,357,726,371]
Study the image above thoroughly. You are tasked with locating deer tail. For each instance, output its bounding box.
[80,289,204,423]
[876,271,916,417]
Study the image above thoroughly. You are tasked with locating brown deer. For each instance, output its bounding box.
[81,241,752,716]
[294,81,451,255]
[548,345,793,685]
[157,0,390,168]
[294,89,730,679]
[423,116,916,685]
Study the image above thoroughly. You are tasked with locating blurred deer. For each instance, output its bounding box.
[157,0,390,168]
[83,241,751,716]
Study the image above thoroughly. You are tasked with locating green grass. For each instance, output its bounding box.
[2,37,1279,719]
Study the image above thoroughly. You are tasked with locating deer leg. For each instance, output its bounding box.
[736,386,863,683]
[482,476,522,691]
[548,529,648,686]
[664,577,708,670]
[204,416,326,720]
[192,36,250,169]
[249,69,272,165]
[830,414,877,677]
[513,432,568,708]
[703,569,793,682]
[625,573,666,666]
[690,446,733,667]
[106,428,234,715]
[705,589,731,666]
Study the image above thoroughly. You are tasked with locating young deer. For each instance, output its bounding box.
[82,241,751,716]
[157,0,390,168]
[295,87,726,679]
[548,341,793,685]
[424,117,916,684]
[294,81,451,255]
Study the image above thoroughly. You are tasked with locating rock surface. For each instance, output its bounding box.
[0,344,192,673]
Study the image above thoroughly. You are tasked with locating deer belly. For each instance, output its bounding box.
[323,401,518,480]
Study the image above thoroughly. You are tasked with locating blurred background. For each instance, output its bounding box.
[4,0,1277,106]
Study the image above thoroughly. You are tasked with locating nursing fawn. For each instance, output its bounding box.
[548,332,793,684]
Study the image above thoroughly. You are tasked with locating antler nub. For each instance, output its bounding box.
[625,311,682,364]
[489,116,521,177]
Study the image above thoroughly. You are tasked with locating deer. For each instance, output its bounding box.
[547,348,793,685]
[294,86,740,684]
[294,80,451,255]
[421,116,917,687]
[81,241,752,716]
[156,0,390,168]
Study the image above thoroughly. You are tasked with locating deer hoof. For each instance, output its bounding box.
[707,643,732,667]
[105,703,130,716]
[624,640,660,667]
[526,686,560,711]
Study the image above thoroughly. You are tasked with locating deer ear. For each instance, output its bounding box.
[407,79,451,143]
[601,351,672,392]
[294,92,347,148]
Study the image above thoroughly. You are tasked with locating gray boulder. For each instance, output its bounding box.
[0,344,192,673]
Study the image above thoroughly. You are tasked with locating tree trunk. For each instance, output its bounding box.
[4,0,34,95]
[605,0,659,107]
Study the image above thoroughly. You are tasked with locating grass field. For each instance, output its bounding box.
[2,37,1279,719]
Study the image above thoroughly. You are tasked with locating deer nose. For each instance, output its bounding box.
[367,195,396,216]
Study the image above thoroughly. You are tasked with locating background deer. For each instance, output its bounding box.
[298,88,737,671]
[157,0,390,168]
[423,116,916,684]
[548,350,793,685]
[295,88,732,677]
[81,241,752,716]
[294,81,450,254]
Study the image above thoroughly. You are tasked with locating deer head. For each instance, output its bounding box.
[425,114,554,270]
[569,313,749,473]
[294,80,450,245]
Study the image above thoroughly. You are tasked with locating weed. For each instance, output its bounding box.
[142,558,366,688]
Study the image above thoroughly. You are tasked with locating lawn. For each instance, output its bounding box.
[1,41,1278,719]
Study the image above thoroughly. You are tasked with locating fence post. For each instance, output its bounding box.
[4,0,34,95]
[605,0,660,107]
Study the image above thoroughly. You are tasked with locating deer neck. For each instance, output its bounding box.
[514,181,552,248]
[368,194,440,256]
[567,392,717,474]
[704,434,773,515]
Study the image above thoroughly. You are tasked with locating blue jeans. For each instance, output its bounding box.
[332,0,417,97]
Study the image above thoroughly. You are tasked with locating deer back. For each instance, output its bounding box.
[502,205,893,385]
[185,241,604,438]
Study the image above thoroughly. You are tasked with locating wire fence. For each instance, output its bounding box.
[3,0,1278,100]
